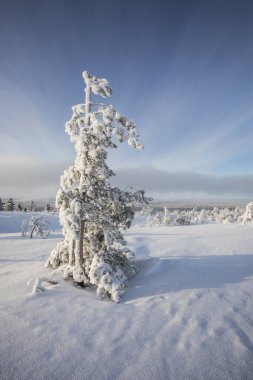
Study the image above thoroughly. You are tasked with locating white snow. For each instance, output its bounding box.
[1,212,253,379]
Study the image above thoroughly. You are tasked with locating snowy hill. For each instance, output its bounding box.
[0,213,253,379]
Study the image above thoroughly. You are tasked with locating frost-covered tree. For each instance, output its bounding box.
[242,202,253,225]
[44,202,52,212]
[5,198,15,211]
[28,200,36,212]
[22,216,51,238]
[163,206,170,225]
[154,211,163,226]
[0,198,4,211]
[46,70,148,302]
[17,202,23,211]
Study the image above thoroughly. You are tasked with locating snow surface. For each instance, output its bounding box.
[1,213,253,380]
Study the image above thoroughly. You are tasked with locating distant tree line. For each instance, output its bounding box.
[0,198,53,212]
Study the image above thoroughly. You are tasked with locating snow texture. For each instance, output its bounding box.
[1,212,253,379]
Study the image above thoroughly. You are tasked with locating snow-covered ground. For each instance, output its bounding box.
[1,213,253,380]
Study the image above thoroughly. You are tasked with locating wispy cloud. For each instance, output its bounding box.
[112,166,253,200]
[137,93,253,174]
[0,155,69,199]
[2,158,253,200]
[0,75,72,161]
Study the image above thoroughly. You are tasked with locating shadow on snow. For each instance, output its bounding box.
[124,253,253,301]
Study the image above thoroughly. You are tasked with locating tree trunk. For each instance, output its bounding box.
[76,75,91,275]
[68,240,75,266]
[78,221,84,266]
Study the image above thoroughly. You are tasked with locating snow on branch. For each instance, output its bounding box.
[27,277,58,296]
[46,69,149,302]
[65,102,144,150]
[82,71,112,98]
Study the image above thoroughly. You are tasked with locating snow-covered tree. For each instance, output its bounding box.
[5,198,15,211]
[0,198,4,211]
[22,216,51,238]
[17,202,23,211]
[28,200,36,212]
[242,202,253,225]
[154,211,163,226]
[46,70,148,302]
[163,206,170,225]
[44,202,52,212]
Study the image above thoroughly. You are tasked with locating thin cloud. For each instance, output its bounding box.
[152,106,253,173]
[0,75,72,161]
[0,155,69,199]
[1,157,253,200]
[112,166,253,198]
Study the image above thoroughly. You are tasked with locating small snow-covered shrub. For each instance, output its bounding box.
[242,202,253,225]
[27,277,58,295]
[5,198,15,211]
[145,204,247,227]
[175,217,191,225]
[22,216,51,238]
[154,211,163,226]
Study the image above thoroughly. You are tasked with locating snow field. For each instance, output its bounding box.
[0,215,253,379]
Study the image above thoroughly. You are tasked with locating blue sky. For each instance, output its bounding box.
[1,0,253,200]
